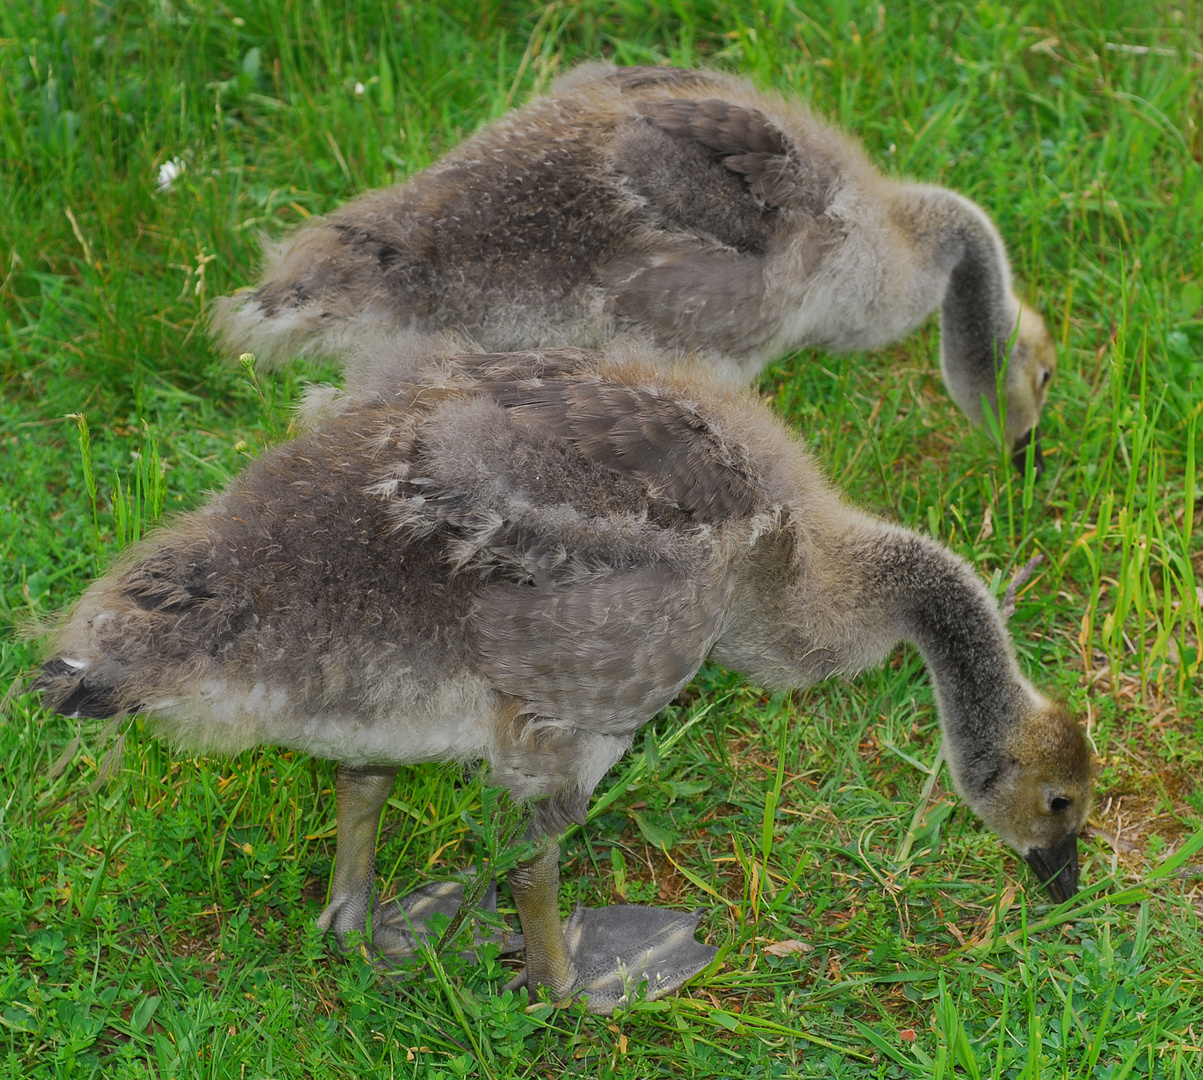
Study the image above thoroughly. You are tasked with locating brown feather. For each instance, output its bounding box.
[634,98,787,157]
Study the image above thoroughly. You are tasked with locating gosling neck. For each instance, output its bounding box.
[873,533,1030,802]
[930,194,1019,428]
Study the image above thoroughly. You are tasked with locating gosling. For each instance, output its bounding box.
[37,340,1090,1014]
[212,63,1056,473]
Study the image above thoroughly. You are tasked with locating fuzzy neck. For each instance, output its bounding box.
[933,197,1018,426]
[876,534,1029,801]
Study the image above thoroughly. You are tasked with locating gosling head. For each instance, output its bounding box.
[962,700,1094,903]
[1003,300,1056,476]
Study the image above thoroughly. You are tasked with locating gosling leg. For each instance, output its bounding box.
[315,764,397,950]
[506,837,579,998]
[316,762,515,961]
[506,836,716,1014]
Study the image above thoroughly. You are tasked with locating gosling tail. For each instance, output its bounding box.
[210,222,402,369]
[33,656,144,720]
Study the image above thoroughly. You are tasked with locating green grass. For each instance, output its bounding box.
[2,0,1202,1076]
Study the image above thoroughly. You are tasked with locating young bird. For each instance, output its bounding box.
[213,63,1056,473]
[38,340,1089,1013]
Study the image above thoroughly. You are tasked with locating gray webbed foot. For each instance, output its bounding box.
[322,764,522,967]
[320,877,523,965]
[509,904,715,1014]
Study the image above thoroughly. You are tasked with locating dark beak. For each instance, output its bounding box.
[1011,426,1045,477]
[1024,831,1079,903]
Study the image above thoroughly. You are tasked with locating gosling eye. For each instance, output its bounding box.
[1039,369,1053,389]
[1049,796,1072,815]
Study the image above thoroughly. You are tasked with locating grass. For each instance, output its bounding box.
[1,0,1201,1075]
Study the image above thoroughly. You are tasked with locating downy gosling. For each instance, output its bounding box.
[38,340,1090,1013]
[212,63,1056,473]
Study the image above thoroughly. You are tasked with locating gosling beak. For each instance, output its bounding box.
[1023,831,1079,903]
[1011,426,1045,477]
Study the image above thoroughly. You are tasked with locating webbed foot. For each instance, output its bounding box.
[319,877,523,964]
[322,764,522,966]
[508,904,715,1014]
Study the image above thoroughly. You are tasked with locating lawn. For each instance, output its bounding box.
[1,1,1201,1077]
